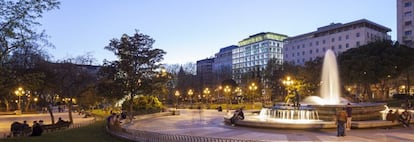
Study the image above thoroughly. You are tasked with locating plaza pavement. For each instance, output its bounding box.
[0,112,95,138]
[122,109,414,142]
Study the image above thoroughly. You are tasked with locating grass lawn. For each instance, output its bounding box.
[3,120,128,142]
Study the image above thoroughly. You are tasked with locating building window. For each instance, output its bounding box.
[322,40,326,44]
[405,2,412,7]
[316,48,319,53]
[405,11,412,17]
[302,51,305,55]
[346,43,349,48]
[331,46,335,50]
[338,36,342,41]
[356,41,360,46]
[292,53,295,57]
[331,38,335,42]
[309,42,312,47]
[356,32,360,37]
[345,35,349,39]
[338,44,342,49]
[405,30,412,35]
[309,50,313,54]
[297,45,300,49]
[302,44,305,48]
[322,47,326,52]
[316,41,319,45]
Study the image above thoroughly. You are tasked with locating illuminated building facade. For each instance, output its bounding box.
[284,19,391,65]
[232,32,288,84]
[397,0,414,47]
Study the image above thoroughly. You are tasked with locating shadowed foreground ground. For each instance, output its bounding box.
[3,121,127,142]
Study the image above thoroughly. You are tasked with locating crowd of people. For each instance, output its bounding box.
[10,120,44,137]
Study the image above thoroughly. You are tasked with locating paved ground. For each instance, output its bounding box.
[0,112,95,138]
[123,109,414,142]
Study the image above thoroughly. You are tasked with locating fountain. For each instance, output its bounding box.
[225,49,386,129]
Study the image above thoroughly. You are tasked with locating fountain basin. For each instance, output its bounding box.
[309,103,386,121]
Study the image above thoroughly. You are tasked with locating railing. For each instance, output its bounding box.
[107,126,259,142]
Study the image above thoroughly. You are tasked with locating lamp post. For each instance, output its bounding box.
[249,83,258,108]
[14,87,25,111]
[174,90,180,109]
[224,86,231,111]
[282,76,294,105]
[188,89,193,108]
[203,88,210,104]
[235,87,242,104]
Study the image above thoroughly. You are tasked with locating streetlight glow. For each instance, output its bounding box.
[14,87,24,111]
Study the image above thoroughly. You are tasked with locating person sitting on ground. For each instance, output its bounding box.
[10,121,22,137]
[217,106,223,112]
[399,110,411,127]
[230,108,245,125]
[38,120,44,126]
[237,108,245,120]
[30,121,43,136]
[386,110,396,122]
[56,117,67,125]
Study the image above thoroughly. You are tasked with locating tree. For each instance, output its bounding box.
[0,0,60,65]
[103,30,166,118]
[338,40,414,101]
[263,58,284,102]
[53,61,96,123]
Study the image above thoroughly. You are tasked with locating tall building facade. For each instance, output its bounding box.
[284,19,391,65]
[196,58,214,88]
[212,45,238,84]
[232,32,288,84]
[397,0,414,47]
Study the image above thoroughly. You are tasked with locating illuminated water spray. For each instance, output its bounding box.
[320,49,340,104]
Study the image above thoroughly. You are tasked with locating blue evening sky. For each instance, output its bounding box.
[39,0,395,65]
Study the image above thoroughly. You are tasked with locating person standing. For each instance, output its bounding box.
[346,103,352,131]
[336,108,347,137]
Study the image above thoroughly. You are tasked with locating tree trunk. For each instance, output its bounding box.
[129,94,134,122]
[47,104,55,124]
[24,99,31,112]
[3,99,10,111]
[68,98,74,124]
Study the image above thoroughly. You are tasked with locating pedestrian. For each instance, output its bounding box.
[336,108,347,137]
[346,103,352,131]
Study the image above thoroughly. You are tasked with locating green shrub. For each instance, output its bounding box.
[122,95,163,115]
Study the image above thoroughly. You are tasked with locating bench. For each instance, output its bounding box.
[42,121,71,132]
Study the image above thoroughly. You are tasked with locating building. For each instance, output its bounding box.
[232,32,288,84]
[284,19,391,65]
[397,0,414,47]
[196,58,215,88]
[212,45,238,84]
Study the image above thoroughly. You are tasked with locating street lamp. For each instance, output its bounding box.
[224,86,231,111]
[188,89,193,108]
[249,83,258,108]
[14,87,25,111]
[282,76,294,98]
[174,90,180,109]
[235,87,242,104]
[203,88,210,104]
